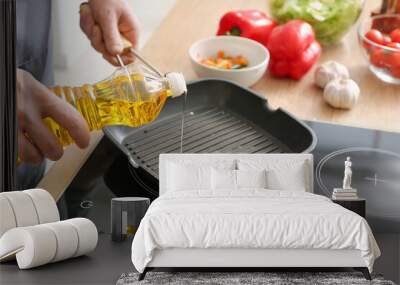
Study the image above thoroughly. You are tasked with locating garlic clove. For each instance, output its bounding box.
[323,78,360,110]
[314,61,350,89]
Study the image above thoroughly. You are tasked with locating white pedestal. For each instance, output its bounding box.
[333,188,357,192]
[332,188,359,200]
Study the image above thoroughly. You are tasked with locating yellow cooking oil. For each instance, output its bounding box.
[44,73,171,146]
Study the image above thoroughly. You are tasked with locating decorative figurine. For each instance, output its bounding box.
[332,156,358,200]
[343,156,353,189]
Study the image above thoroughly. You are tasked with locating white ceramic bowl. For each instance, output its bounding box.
[189,36,269,87]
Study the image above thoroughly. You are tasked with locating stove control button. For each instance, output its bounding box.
[80,200,94,209]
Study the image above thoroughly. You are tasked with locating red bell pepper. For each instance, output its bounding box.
[267,20,321,80]
[217,10,276,47]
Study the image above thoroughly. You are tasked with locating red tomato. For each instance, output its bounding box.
[390,66,400,79]
[362,41,374,52]
[365,29,384,45]
[362,40,375,52]
[370,49,387,68]
[388,51,400,68]
[382,35,392,45]
[390,28,400,42]
[386,42,400,49]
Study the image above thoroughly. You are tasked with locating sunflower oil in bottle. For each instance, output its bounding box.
[44,62,186,146]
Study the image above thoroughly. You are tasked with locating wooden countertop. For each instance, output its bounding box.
[39,0,400,200]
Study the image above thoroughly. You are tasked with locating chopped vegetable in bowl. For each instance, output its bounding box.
[200,50,249,70]
[270,0,364,46]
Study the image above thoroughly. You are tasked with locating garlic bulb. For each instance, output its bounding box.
[323,78,360,109]
[314,61,350,88]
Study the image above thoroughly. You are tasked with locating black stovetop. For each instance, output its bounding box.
[59,121,400,234]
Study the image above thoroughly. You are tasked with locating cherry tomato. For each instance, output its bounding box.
[365,29,384,45]
[362,41,375,52]
[382,35,392,45]
[386,42,400,49]
[370,49,387,68]
[390,28,400,43]
[390,66,400,79]
[388,51,400,68]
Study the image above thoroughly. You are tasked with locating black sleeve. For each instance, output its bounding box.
[16,0,53,85]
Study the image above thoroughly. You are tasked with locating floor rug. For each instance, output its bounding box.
[116,271,396,285]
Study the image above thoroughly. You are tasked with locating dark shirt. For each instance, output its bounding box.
[16,0,52,83]
[16,0,52,189]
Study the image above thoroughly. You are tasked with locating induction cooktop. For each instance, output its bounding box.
[58,121,400,234]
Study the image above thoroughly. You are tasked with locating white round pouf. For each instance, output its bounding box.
[0,192,39,227]
[0,196,17,237]
[0,226,57,269]
[23,189,60,224]
[42,221,79,262]
[65,218,98,257]
[0,218,98,269]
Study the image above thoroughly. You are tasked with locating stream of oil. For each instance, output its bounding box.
[180,91,187,153]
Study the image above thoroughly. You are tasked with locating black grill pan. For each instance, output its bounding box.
[104,79,316,179]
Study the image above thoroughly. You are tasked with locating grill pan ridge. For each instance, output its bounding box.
[104,79,317,180]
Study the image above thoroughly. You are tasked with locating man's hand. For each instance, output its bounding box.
[17,69,90,165]
[79,0,139,65]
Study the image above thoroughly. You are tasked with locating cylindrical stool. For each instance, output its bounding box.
[111,197,150,242]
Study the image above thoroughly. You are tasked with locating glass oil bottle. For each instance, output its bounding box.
[44,61,186,146]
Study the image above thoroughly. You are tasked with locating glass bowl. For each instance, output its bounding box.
[358,14,400,84]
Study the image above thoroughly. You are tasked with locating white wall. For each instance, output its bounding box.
[51,0,176,87]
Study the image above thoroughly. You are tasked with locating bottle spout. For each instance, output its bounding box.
[166,72,187,98]
[119,34,186,97]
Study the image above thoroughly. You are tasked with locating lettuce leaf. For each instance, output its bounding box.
[270,0,363,45]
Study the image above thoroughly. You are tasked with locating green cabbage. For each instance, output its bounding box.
[270,0,363,46]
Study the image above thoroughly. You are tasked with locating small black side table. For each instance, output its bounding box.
[111,197,150,241]
[332,198,366,218]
